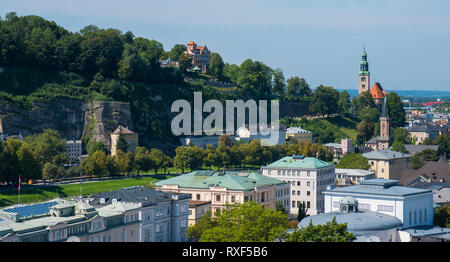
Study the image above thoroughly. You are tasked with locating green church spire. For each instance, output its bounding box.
[359,49,369,76]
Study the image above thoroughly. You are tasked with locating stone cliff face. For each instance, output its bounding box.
[0,99,133,151]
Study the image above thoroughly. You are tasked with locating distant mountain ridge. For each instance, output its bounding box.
[337,89,450,98]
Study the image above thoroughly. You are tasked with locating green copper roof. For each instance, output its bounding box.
[154,171,286,191]
[264,156,332,169]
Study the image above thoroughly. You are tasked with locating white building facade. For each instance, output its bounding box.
[261,156,335,216]
[323,179,434,229]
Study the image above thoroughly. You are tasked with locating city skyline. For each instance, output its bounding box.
[2,0,450,92]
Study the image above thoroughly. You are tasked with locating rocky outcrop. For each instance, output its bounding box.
[0,99,133,150]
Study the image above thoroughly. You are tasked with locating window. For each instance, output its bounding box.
[358,203,371,210]
[297,191,301,196]
[130,229,134,238]
[307,171,310,177]
[414,211,417,224]
[292,201,295,208]
[292,190,295,195]
[419,210,422,223]
[377,205,393,212]
[216,195,221,202]
[291,181,295,186]
[409,211,412,225]
[424,209,427,222]
[189,210,192,216]
[381,168,384,173]
[307,191,310,196]
[307,201,310,208]
[231,196,236,202]
[297,201,301,208]
[196,194,201,200]
[307,181,310,187]
[297,181,301,186]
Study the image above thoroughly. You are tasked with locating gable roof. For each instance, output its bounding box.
[363,149,411,160]
[370,82,386,99]
[112,125,135,135]
[404,144,439,155]
[399,161,450,186]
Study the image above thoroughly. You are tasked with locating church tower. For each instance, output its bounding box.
[376,96,391,150]
[358,49,370,95]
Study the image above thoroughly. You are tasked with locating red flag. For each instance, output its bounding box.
[18,176,21,193]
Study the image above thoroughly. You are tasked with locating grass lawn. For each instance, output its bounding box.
[0,175,172,208]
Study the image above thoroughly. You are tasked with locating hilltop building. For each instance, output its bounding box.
[261,155,335,215]
[110,125,138,157]
[186,41,211,73]
[155,170,290,214]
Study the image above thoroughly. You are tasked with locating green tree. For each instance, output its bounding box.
[86,140,109,155]
[297,201,308,221]
[209,53,225,79]
[309,85,339,116]
[286,76,311,100]
[114,149,132,175]
[166,44,187,61]
[191,202,288,242]
[337,91,351,114]
[411,149,440,170]
[271,68,285,98]
[178,53,192,73]
[186,210,217,241]
[276,201,287,214]
[357,120,375,142]
[134,146,153,175]
[434,204,450,228]
[117,133,128,153]
[393,127,411,144]
[81,150,109,177]
[336,153,370,170]
[391,140,407,153]
[387,92,406,128]
[24,129,67,167]
[149,148,168,174]
[285,217,356,242]
[42,162,60,181]
[433,135,450,158]
[17,142,42,181]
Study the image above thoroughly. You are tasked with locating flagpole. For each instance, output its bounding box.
[18,175,21,204]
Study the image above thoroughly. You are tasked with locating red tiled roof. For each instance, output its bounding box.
[187,41,196,45]
[370,82,386,99]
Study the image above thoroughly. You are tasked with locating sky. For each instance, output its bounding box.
[2,0,450,91]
